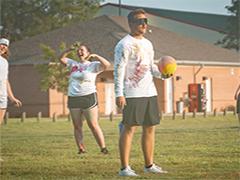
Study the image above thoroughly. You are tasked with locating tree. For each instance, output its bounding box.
[1,0,101,41]
[36,42,80,94]
[216,0,239,51]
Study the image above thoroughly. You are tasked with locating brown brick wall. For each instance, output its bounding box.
[154,78,165,111]
[8,64,49,117]
[96,82,105,115]
[7,64,239,117]
[49,89,69,117]
[173,65,240,112]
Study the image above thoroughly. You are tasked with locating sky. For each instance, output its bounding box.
[101,0,232,15]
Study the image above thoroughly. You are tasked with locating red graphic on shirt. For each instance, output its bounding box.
[70,64,88,75]
[70,66,78,73]
[128,60,148,87]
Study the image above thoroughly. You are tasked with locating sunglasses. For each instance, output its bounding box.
[132,18,148,25]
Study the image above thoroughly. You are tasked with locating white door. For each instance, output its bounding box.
[165,78,173,113]
[105,82,116,115]
[205,79,212,112]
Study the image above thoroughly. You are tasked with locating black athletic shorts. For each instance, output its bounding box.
[68,93,98,110]
[122,96,160,126]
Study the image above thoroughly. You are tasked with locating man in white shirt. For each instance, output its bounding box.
[114,9,169,176]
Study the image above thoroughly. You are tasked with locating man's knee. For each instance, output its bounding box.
[143,125,155,134]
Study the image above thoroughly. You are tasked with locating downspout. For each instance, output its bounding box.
[194,64,204,83]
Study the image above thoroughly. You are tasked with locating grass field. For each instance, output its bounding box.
[0,115,239,179]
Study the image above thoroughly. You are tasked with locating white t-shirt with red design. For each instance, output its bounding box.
[66,58,102,96]
[114,34,162,98]
[0,56,8,108]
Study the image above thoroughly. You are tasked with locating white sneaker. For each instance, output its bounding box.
[144,164,168,174]
[119,166,138,176]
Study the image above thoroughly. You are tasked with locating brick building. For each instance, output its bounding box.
[8,15,239,117]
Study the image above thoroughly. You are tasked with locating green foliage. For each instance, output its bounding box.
[1,0,102,41]
[216,0,239,51]
[35,42,80,94]
[1,115,239,179]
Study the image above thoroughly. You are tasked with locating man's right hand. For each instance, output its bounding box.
[116,96,126,110]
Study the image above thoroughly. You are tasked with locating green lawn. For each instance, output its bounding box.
[0,115,239,179]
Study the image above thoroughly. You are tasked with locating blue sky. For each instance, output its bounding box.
[102,0,232,15]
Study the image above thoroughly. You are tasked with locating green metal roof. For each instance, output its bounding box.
[102,3,230,33]
[142,7,229,33]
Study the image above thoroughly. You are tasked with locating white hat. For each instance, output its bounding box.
[0,38,10,46]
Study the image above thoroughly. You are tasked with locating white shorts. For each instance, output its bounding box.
[0,96,7,109]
